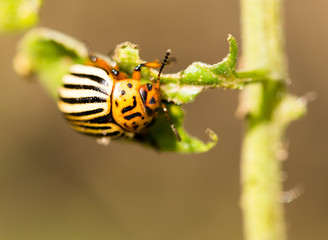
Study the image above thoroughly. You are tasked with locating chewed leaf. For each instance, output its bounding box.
[14,27,243,153]
[0,0,43,33]
[14,28,88,98]
[114,35,244,104]
[160,84,204,104]
[137,104,217,153]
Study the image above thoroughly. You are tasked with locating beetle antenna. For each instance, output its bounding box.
[156,49,171,88]
[155,50,180,141]
[161,102,181,141]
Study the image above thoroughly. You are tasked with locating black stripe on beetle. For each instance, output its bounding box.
[87,114,114,123]
[71,73,108,86]
[71,124,112,130]
[124,112,142,120]
[121,96,137,114]
[127,83,133,88]
[107,131,121,136]
[63,84,108,96]
[99,67,109,75]
[60,96,107,104]
[65,108,103,116]
[83,131,122,137]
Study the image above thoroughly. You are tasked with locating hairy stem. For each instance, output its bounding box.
[239,0,288,239]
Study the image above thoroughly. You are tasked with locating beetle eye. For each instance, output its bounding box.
[146,83,152,91]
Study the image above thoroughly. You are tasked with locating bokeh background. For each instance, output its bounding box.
[0,0,327,239]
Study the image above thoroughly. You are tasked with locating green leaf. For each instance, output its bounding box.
[114,35,248,104]
[137,104,218,153]
[15,28,251,153]
[14,28,87,98]
[0,0,42,33]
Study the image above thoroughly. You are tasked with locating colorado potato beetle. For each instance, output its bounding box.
[57,49,180,143]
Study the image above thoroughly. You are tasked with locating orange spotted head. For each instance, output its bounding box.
[138,49,171,116]
[139,83,161,117]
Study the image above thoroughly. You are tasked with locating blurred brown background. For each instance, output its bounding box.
[0,0,327,239]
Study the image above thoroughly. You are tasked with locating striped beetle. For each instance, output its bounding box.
[57,49,180,143]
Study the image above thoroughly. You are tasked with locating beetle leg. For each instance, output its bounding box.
[161,102,181,141]
[85,44,122,78]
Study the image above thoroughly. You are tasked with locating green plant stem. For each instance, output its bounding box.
[239,0,288,240]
